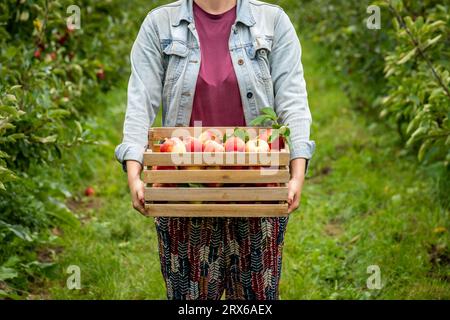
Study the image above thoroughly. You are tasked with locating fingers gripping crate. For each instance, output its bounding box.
[143,127,291,217]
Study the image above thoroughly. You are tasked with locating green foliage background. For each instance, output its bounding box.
[0,0,165,297]
[0,0,449,299]
[287,0,450,172]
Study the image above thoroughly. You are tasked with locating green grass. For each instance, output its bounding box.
[42,39,449,300]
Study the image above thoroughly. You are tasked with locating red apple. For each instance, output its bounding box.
[96,69,105,80]
[258,129,285,150]
[160,137,186,153]
[34,48,42,59]
[245,139,270,152]
[254,182,280,187]
[184,136,204,152]
[198,129,223,144]
[203,140,225,153]
[224,136,246,152]
[58,34,68,45]
[152,165,177,170]
[84,186,95,197]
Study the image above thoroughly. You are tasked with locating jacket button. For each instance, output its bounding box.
[247,92,253,99]
[238,59,244,65]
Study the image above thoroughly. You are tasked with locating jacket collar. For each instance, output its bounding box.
[173,0,255,27]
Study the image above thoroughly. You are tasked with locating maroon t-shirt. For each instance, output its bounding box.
[189,2,246,127]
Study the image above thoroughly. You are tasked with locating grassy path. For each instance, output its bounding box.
[45,39,449,299]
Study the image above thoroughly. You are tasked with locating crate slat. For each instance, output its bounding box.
[143,151,290,166]
[143,169,290,184]
[145,203,289,217]
[145,187,288,201]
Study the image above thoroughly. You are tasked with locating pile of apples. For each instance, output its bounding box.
[153,129,284,190]
[159,128,283,154]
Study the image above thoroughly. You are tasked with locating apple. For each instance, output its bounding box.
[198,129,223,144]
[224,136,246,152]
[245,139,270,152]
[184,136,204,152]
[255,182,280,187]
[84,186,95,197]
[203,140,225,153]
[152,165,177,170]
[34,48,42,59]
[160,137,186,153]
[96,68,105,80]
[58,34,68,45]
[258,129,285,150]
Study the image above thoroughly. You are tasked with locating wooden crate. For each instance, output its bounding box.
[143,127,290,217]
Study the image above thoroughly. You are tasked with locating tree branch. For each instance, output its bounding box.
[388,2,450,99]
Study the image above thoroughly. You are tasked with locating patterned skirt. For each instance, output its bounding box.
[155,217,289,300]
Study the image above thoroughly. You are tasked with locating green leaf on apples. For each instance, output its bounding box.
[272,123,281,129]
[250,115,272,126]
[261,107,278,120]
[268,129,280,143]
[279,125,290,137]
[233,128,249,142]
[188,183,205,188]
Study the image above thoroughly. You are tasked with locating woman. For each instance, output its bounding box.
[115,0,315,300]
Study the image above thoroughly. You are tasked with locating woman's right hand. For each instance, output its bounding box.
[126,160,146,215]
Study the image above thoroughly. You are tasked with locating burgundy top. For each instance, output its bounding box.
[189,2,246,127]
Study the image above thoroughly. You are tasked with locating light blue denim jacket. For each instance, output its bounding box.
[115,0,315,170]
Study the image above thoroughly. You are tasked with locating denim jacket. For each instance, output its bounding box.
[115,0,315,170]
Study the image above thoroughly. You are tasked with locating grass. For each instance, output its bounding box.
[42,39,449,300]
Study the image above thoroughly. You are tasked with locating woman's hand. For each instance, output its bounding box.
[287,177,304,213]
[287,158,307,214]
[126,160,146,215]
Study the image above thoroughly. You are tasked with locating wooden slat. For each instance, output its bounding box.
[143,169,290,184]
[145,187,288,201]
[148,130,153,145]
[143,151,290,166]
[145,203,289,217]
[150,127,272,141]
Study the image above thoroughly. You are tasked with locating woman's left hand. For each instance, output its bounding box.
[287,177,304,213]
[287,158,307,213]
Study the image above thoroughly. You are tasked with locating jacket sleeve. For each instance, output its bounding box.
[114,13,164,171]
[269,9,315,170]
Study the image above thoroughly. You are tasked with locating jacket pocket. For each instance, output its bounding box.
[246,36,272,82]
[162,40,189,83]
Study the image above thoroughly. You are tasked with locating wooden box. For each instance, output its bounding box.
[143,127,290,217]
